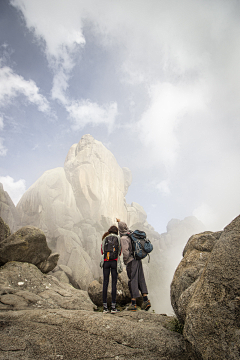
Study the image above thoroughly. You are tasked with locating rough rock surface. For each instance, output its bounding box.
[170,230,222,323]
[0,309,195,360]
[0,217,10,243]
[88,269,131,306]
[0,261,95,311]
[171,215,240,359]
[37,252,60,273]
[0,226,52,268]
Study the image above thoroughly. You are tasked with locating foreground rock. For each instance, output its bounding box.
[0,262,95,311]
[171,215,240,359]
[170,230,222,323]
[0,225,59,272]
[0,309,195,359]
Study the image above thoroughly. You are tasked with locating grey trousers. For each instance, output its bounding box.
[126,259,148,299]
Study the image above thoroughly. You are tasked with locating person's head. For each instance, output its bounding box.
[118,221,129,237]
[102,225,118,240]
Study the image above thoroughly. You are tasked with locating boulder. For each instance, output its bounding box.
[49,264,80,289]
[0,261,95,311]
[37,252,60,273]
[170,231,222,323]
[0,226,51,267]
[88,269,131,306]
[171,215,240,359]
[0,216,11,243]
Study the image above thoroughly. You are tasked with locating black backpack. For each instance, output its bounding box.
[104,234,119,261]
[128,230,153,261]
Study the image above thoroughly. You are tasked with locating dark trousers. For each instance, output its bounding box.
[126,259,148,299]
[102,260,118,304]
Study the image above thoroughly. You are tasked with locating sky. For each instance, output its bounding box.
[0,0,240,234]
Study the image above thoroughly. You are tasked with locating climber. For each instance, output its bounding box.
[116,219,151,311]
[101,225,121,313]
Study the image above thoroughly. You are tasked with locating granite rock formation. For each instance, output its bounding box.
[16,135,161,291]
[171,215,240,359]
[1,134,205,313]
[0,223,59,273]
[0,261,95,311]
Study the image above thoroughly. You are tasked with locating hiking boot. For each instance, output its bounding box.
[103,307,109,313]
[111,307,120,314]
[127,304,137,311]
[141,300,151,311]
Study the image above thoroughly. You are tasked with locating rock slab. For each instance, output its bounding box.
[0,309,195,360]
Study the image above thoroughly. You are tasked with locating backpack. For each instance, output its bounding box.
[104,234,119,261]
[128,230,153,261]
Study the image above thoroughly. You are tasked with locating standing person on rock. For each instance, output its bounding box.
[101,225,122,314]
[116,219,151,311]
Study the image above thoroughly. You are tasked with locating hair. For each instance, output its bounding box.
[102,225,118,240]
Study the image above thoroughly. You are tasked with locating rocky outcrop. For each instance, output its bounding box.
[171,231,222,323]
[0,225,58,272]
[88,270,131,306]
[0,183,19,232]
[15,135,163,291]
[171,215,240,359]
[0,309,195,359]
[0,261,95,311]
[3,134,205,312]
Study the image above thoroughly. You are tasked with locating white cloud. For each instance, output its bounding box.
[0,65,50,113]
[0,176,26,205]
[193,203,217,230]
[0,138,7,156]
[0,116,4,131]
[137,81,207,169]
[67,100,118,132]
[156,180,171,197]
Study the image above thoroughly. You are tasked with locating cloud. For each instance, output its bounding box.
[0,138,7,156]
[193,203,217,230]
[9,0,240,232]
[0,116,3,130]
[0,65,50,113]
[156,180,171,197]
[137,81,207,169]
[67,100,118,132]
[0,176,26,204]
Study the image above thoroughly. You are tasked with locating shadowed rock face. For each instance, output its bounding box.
[0,226,51,266]
[0,217,10,243]
[171,215,240,359]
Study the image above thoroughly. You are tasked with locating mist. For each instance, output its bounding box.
[0,0,240,312]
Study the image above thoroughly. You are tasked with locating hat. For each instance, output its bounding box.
[118,221,129,236]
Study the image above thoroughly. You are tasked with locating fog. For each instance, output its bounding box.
[0,0,240,313]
